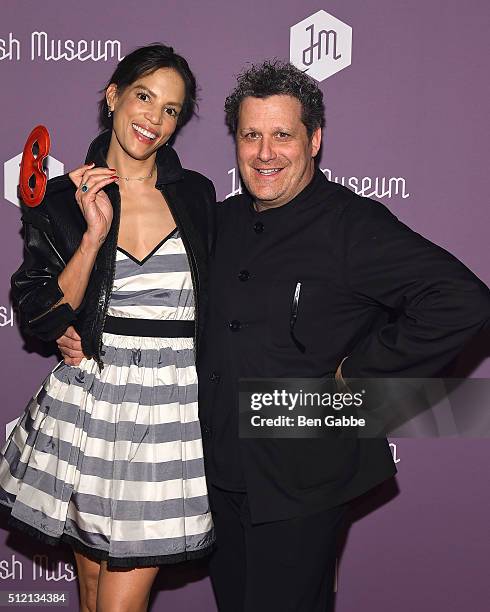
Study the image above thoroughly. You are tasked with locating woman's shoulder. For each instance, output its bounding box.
[181,169,216,203]
[182,168,215,191]
[20,173,79,227]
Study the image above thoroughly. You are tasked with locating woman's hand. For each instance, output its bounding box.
[50,165,117,319]
[69,163,117,249]
[56,325,85,366]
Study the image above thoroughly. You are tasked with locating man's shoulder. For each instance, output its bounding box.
[318,180,402,248]
[217,194,249,207]
[327,182,397,231]
[326,181,394,220]
[216,194,250,216]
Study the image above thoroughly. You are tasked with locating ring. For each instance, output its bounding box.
[81,184,89,193]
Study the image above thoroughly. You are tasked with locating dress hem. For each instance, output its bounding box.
[4,510,214,569]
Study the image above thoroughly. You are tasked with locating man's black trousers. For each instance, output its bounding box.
[208,485,347,612]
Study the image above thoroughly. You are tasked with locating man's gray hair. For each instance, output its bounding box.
[224,59,325,137]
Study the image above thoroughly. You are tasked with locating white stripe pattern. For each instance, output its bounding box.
[0,231,214,567]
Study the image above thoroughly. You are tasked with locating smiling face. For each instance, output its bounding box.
[236,95,321,210]
[106,67,186,161]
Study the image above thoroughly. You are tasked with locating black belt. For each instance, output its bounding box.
[103,316,194,337]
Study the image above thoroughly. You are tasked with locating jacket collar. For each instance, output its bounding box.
[84,130,185,186]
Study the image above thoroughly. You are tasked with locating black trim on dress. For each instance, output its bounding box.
[117,227,178,266]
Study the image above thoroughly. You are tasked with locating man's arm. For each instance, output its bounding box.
[340,200,490,380]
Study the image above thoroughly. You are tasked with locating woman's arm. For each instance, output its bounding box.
[11,211,78,341]
[11,164,117,340]
[56,164,116,310]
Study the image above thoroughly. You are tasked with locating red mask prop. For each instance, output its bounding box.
[19,125,51,207]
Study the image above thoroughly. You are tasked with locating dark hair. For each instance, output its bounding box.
[224,59,324,138]
[98,43,197,130]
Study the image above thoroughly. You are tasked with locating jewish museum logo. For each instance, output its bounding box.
[290,10,352,82]
[32,556,76,581]
[3,152,64,208]
[0,305,15,327]
[0,32,123,62]
[225,167,410,202]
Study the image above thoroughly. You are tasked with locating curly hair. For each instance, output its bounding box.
[224,59,324,137]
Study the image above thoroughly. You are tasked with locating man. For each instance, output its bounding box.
[58,61,490,611]
[197,60,490,611]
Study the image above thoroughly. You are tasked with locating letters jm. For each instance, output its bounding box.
[302,24,341,67]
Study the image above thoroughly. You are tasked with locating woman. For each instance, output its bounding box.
[0,44,215,611]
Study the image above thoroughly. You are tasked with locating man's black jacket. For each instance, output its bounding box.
[11,131,216,366]
[198,169,490,523]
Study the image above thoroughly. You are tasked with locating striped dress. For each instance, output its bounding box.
[0,228,214,568]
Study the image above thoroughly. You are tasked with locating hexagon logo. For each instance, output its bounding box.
[3,153,64,208]
[290,10,352,82]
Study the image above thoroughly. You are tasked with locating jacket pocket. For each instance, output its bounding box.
[266,279,332,352]
[266,280,298,349]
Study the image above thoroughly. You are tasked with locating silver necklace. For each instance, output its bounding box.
[116,166,155,182]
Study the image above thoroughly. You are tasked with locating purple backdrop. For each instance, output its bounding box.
[1,1,489,610]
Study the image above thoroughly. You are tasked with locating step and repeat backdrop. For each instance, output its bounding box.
[1,1,489,610]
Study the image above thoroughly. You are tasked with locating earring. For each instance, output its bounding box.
[108,109,112,118]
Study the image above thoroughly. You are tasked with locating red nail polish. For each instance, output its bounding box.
[111,175,119,179]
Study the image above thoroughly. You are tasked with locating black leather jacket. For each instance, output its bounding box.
[11,131,216,368]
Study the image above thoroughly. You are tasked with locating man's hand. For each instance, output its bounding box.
[56,326,85,366]
[335,357,350,392]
